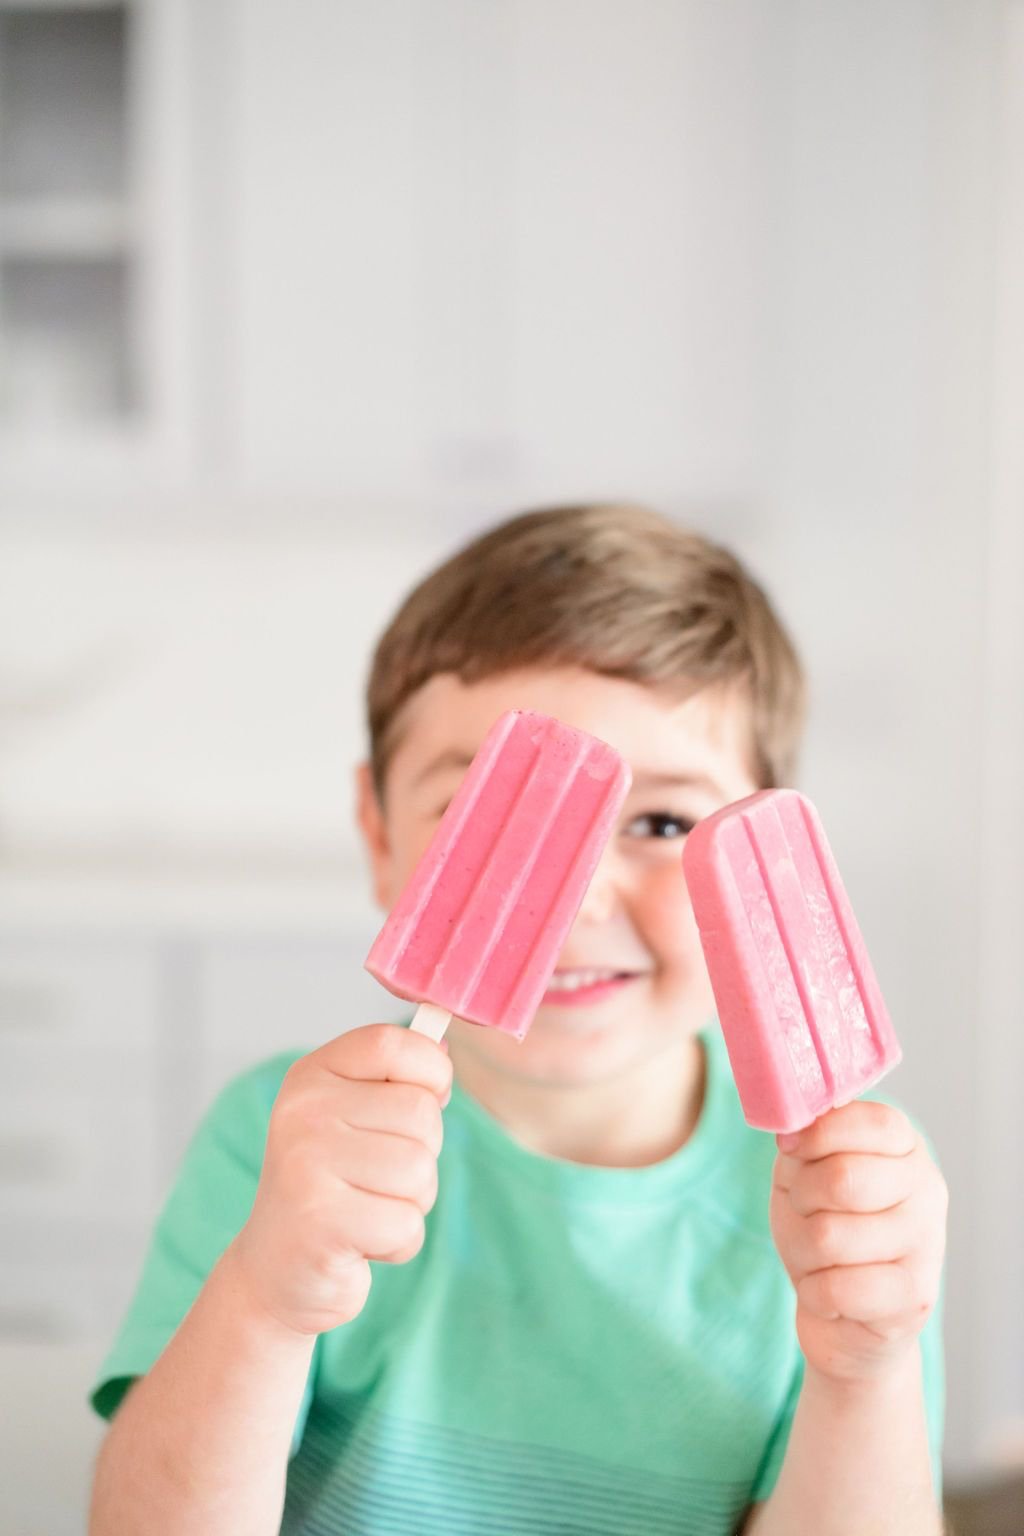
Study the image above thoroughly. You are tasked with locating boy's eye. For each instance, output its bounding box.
[625,812,696,841]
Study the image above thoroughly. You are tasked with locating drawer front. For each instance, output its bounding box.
[0,1250,151,1345]
[0,1065,160,1227]
[0,938,162,1059]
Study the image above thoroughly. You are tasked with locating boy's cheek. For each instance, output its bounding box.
[637,869,709,988]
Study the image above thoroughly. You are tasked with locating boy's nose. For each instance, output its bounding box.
[575,850,622,925]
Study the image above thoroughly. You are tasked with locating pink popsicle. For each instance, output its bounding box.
[365,710,632,1042]
[682,788,901,1132]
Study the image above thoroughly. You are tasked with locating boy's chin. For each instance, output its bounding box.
[467,1000,673,1083]
[528,1000,629,1040]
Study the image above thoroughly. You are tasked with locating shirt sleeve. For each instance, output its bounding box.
[88,1052,317,1460]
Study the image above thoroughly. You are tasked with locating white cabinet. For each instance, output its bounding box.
[0,0,962,511]
[0,0,194,491]
[0,919,404,1342]
[227,0,430,496]
[0,938,163,1340]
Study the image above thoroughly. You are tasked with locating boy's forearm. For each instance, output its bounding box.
[745,1344,942,1536]
[89,1238,316,1536]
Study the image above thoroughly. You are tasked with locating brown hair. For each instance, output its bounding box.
[366,503,807,797]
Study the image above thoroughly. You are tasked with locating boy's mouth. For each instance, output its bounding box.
[541,968,642,1007]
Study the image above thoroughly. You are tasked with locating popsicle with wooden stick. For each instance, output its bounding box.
[365,709,632,1043]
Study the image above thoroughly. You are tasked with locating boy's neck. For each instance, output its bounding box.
[448,1033,707,1168]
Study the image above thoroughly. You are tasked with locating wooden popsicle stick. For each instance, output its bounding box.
[409,1002,452,1042]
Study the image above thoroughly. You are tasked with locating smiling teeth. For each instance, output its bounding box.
[545,969,620,992]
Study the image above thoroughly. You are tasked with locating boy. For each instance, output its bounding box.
[88,505,947,1535]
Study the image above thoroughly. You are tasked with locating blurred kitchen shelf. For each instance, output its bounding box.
[0,252,137,421]
[0,5,127,200]
[0,1,126,13]
[0,0,193,483]
[0,863,378,933]
[944,1471,1024,1536]
[0,197,133,257]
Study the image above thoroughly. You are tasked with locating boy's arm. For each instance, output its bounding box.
[741,1345,942,1536]
[745,1099,948,1536]
[89,1241,316,1536]
[89,1025,451,1536]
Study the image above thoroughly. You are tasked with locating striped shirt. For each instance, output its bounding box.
[91,1022,944,1533]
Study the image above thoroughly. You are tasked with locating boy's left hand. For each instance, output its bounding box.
[770,1100,948,1385]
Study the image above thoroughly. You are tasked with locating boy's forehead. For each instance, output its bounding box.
[387,667,758,799]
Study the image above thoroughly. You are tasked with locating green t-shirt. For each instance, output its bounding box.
[91,1023,944,1534]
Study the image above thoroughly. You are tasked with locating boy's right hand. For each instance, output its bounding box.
[228,1024,452,1337]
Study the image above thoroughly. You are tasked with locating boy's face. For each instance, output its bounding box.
[356,666,760,1089]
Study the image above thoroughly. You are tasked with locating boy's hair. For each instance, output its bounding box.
[366,503,807,797]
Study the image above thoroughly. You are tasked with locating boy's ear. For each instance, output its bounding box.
[354,761,393,910]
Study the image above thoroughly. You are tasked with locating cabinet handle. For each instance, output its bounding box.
[0,1135,67,1184]
[0,983,61,1029]
[0,1306,68,1343]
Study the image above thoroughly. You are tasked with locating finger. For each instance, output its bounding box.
[312,1024,453,1101]
[777,1100,917,1163]
[275,1068,446,1158]
[789,1204,912,1276]
[336,1125,439,1214]
[339,1080,445,1158]
[334,1183,426,1263]
[797,1261,928,1322]
[784,1150,920,1216]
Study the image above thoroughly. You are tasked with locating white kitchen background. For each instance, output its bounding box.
[2,2,1023,1531]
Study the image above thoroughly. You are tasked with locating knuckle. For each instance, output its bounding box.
[868,1100,898,1132]
[419,1157,440,1211]
[826,1156,856,1208]
[396,1202,426,1254]
[273,1068,309,1123]
[793,1124,820,1159]
[361,1024,402,1076]
[420,1173,440,1215]
[869,1100,904,1145]
[913,1261,941,1311]
[309,1239,347,1282]
[280,1058,306,1093]
[409,1088,442,1147]
[892,1260,917,1307]
[403,1141,435,1195]
[915,1279,938,1314]
[809,1211,841,1264]
[804,1265,835,1314]
[811,1268,842,1315]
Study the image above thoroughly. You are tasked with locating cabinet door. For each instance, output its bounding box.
[0,938,163,1339]
[226,0,429,494]
[223,1,765,499]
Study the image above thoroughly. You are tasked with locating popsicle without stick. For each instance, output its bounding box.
[682,788,901,1133]
[365,710,632,1042]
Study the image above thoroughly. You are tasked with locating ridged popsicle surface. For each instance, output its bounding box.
[682,788,901,1131]
[366,711,631,1039]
